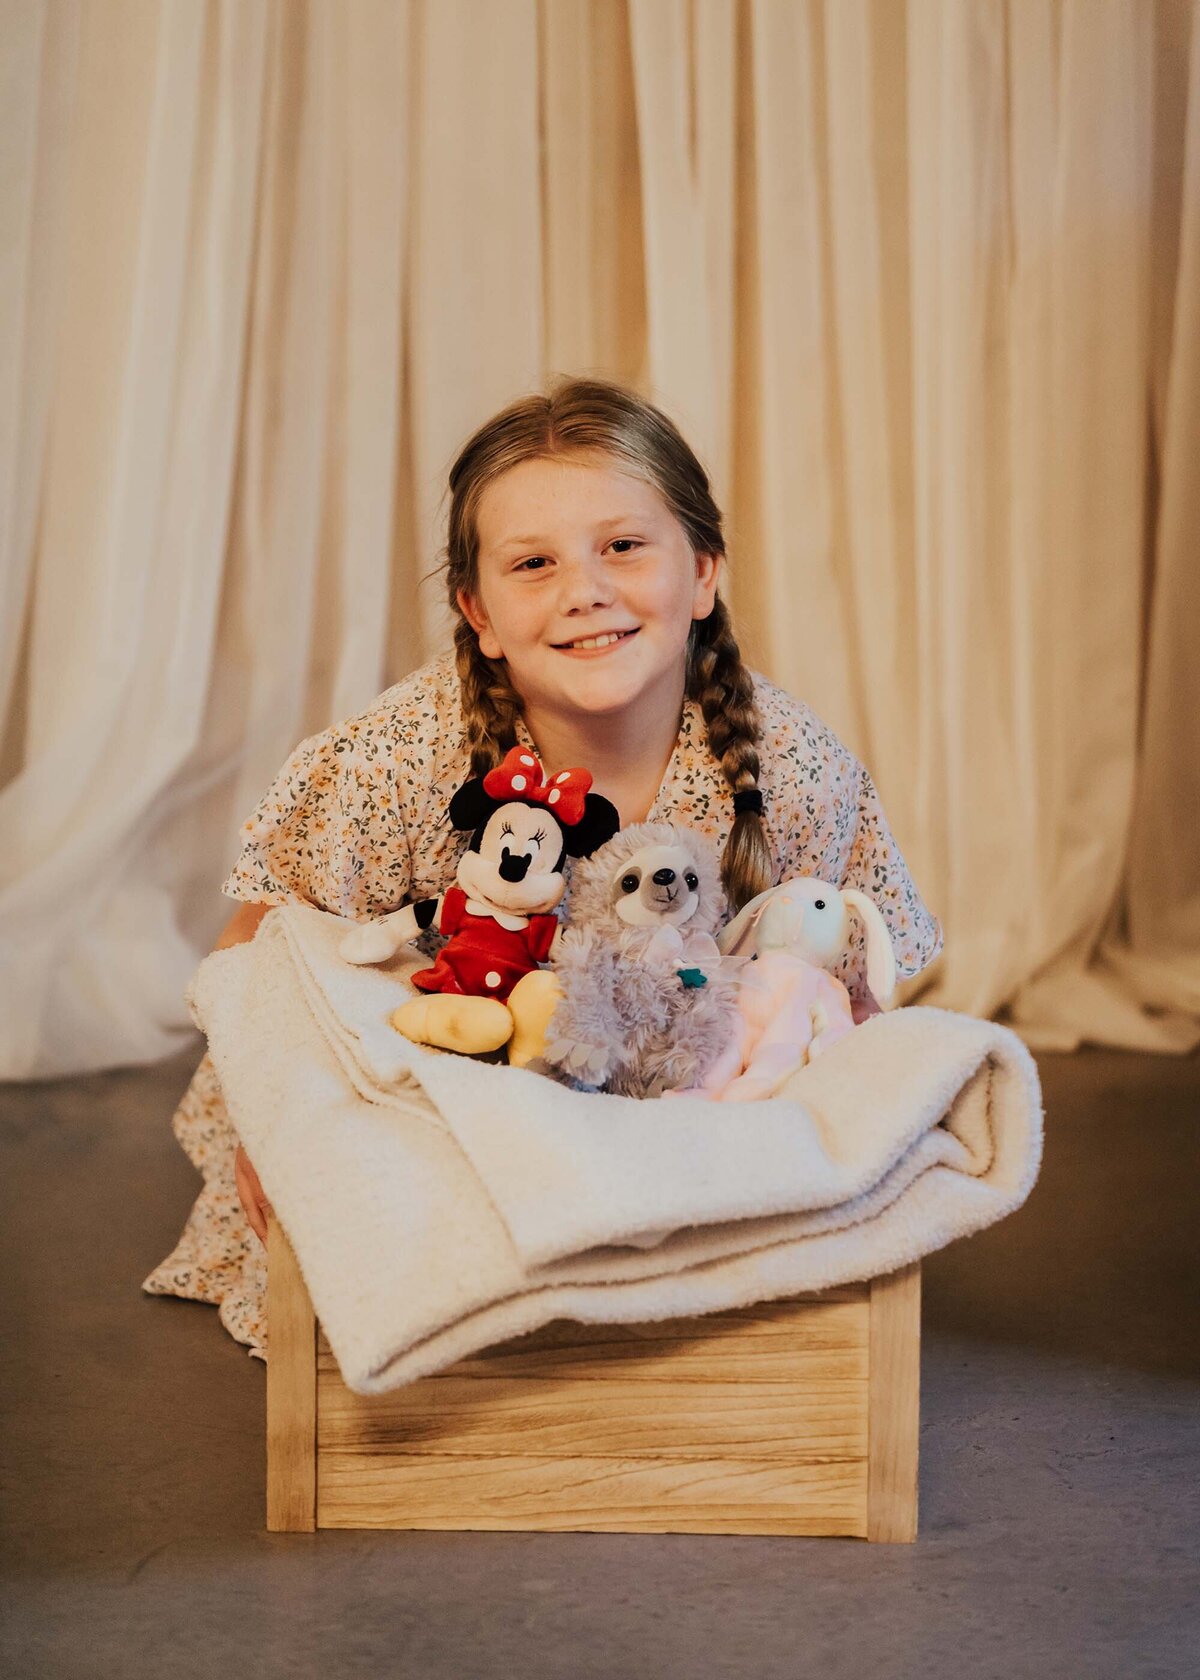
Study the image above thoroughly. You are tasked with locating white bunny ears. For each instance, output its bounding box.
[717,877,898,1006]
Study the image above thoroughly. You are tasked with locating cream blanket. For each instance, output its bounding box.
[187,905,1043,1395]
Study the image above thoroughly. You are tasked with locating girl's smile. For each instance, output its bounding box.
[553,626,640,655]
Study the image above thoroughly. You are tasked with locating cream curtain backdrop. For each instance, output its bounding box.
[1,0,1197,1078]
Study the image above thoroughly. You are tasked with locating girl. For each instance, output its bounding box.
[144,376,942,1353]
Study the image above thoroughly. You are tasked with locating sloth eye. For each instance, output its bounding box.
[814,899,826,910]
[684,871,699,891]
[620,871,641,893]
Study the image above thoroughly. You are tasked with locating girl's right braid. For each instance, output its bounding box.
[689,597,774,912]
[453,619,522,778]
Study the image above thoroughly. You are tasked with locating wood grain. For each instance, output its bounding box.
[317,1450,867,1535]
[265,1212,317,1532]
[313,1292,876,1536]
[267,1240,921,1539]
[867,1262,921,1541]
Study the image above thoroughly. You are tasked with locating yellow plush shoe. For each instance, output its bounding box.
[389,994,514,1055]
[505,970,564,1069]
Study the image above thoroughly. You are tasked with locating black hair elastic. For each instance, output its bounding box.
[732,788,764,816]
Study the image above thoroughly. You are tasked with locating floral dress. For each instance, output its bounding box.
[142,649,943,1362]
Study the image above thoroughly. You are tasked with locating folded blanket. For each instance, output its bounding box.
[187,905,1043,1395]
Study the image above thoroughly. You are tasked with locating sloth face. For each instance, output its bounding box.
[609,842,701,929]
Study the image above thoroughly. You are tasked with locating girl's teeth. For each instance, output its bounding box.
[568,631,628,650]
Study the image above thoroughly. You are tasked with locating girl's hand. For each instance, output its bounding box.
[234,1142,272,1246]
[850,988,883,1026]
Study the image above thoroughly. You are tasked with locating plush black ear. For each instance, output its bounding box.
[561,793,621,859]
[447,776,496,833]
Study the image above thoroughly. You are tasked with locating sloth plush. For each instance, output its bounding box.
[536,821,742,1097]
[340,746,618,1060]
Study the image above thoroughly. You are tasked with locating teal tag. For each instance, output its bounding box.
[677,967,707,989]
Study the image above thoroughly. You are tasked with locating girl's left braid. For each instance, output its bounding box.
[453,618,521,778]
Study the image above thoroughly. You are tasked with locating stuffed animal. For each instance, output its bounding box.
[678,877,898,1101]
[534,821,742,1097]
[339,746,619,1060]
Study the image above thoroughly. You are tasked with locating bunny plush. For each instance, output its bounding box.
[676,877,899,1102]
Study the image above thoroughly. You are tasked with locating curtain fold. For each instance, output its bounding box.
[0,0,271,1073]
[1,0,1197,1077]
[1110,1,1200,1019]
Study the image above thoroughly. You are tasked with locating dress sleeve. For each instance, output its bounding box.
[221,722,413,918]
[828,762,944,1002]
[439,887,466,936]
[527,912,559,964]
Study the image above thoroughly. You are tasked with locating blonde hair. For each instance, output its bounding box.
[439,375,772,912]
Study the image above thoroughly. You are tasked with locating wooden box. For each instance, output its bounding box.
[265,1215,920,1540]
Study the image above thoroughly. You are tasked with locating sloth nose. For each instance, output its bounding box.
[652,868,676,886]
[499,848,530,882]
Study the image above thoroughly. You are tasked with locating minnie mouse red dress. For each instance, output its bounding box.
[410,886,558,1001]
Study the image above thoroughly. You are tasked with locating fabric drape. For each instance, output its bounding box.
[1,0,1197,1077]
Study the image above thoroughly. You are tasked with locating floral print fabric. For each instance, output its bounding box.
[142,649,943,1361]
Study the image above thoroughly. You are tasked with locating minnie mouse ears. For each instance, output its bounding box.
[449,747,620,859]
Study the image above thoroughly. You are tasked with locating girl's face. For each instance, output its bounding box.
[459,455,720,726]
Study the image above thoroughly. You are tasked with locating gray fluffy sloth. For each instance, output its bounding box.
[540,821,741,1097]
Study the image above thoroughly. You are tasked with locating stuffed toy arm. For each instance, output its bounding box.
[340,897,440,965]
[541,929,623,1086]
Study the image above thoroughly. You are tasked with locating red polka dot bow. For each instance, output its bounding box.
[483,747,593,826]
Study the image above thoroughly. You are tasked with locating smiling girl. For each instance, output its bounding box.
[143,376,942,1348]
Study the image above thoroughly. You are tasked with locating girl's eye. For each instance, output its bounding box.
[610,539,640,554]
[514,555,549,572]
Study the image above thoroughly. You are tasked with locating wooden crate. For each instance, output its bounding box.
[265,1213,920,1540]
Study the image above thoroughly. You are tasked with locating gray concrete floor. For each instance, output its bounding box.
[1,1039,1197,1679]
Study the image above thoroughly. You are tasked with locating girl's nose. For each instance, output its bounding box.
[557,554,616,614]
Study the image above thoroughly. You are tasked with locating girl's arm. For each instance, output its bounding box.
[213,900,271,950]
[850,988,883,1025]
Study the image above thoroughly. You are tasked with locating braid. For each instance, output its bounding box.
[688,597,774,912]
[453,619,522,778]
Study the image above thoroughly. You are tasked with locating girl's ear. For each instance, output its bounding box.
[563,794,621,859]
[448,776,495,832]
[691,550,722,620]
[456,586,503,661]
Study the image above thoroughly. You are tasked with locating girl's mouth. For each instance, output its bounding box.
[554,627,639,654]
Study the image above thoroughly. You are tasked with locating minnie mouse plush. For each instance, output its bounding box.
[340,746,618,1062]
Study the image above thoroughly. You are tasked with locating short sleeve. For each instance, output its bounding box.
[528,912,559,964]
[222,723,413,918]
[439,887,466,936]
[830,763,943,1001]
